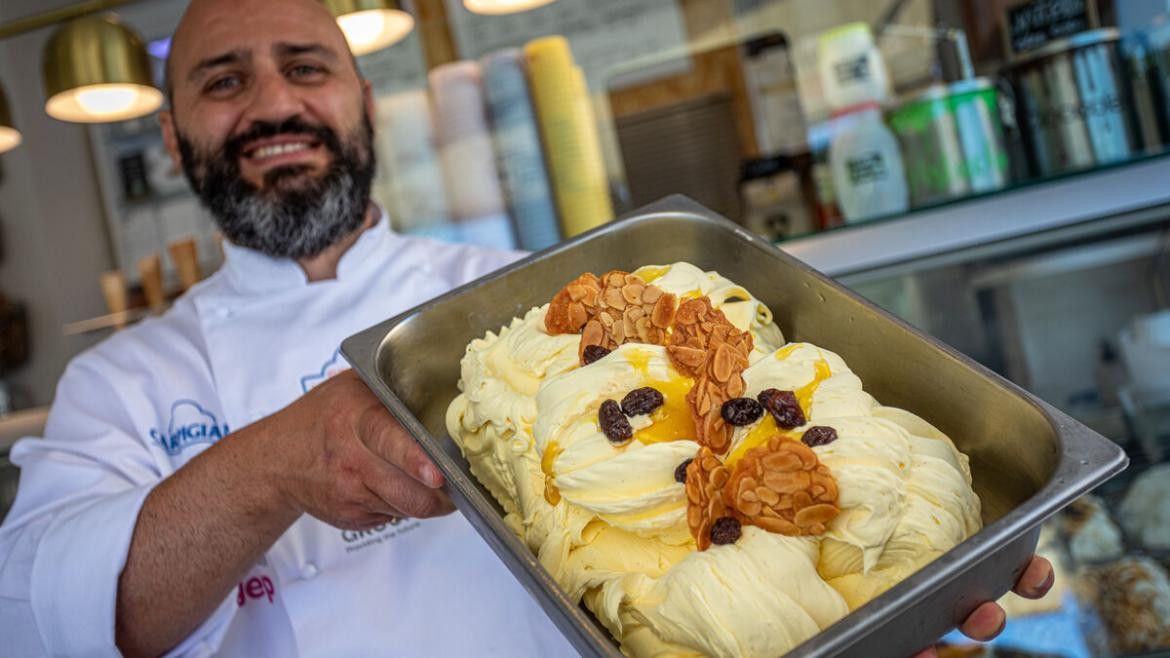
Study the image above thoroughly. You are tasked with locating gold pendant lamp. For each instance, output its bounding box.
[463,0,557,14]
[0,82,21,153]
[322,0,415,56]
[42,13,163,123]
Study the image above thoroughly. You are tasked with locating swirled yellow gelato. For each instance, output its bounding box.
[445,262,982,657]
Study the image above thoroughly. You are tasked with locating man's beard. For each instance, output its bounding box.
[177,115,376,260]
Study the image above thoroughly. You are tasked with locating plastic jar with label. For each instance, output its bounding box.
[816,22,892,112]
[829,103,909,223]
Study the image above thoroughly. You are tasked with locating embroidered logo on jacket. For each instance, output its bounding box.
[150,400,231,456]
[300,348,350,393]
[237,575,276,607]
[340,518,422,553]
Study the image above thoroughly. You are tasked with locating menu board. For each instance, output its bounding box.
[443,0,691,88]
[1007,0,1094,54]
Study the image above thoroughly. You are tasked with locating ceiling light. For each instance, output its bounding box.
[0,82,21,153]
[323,0,415,56]
[463,0,557,14]
[42,14,163,123]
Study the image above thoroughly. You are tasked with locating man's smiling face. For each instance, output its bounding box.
[160,0,377,260]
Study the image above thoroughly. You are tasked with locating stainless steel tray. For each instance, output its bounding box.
[341,195,1127,657]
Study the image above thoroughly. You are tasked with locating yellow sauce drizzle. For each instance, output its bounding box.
[773,344,832,417]
[775,343,803,360]
[724,416,802,468]
[724,346,832,468]
[627,348,652,376]
[633,265,671,284]
[795,359,832,417]
[633,377,696,445]
[542,442,564,505]
[681,290,702,300]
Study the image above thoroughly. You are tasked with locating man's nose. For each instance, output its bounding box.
[241,71,307,126]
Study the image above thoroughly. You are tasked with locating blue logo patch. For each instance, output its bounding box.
[150,400,230,456]
[301,348,350,393]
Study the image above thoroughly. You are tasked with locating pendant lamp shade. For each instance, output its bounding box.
[323,0,415,56]
[0,83,21,153]
[42,14,163,123]
[463,0,557,14]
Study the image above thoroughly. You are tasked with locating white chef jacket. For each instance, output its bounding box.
[0,211,575,657]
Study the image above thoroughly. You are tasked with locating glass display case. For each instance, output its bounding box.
[834,179,1170,657]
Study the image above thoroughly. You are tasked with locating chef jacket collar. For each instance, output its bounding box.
[220,206,392,293]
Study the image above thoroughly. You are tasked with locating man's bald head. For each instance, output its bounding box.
[164,0,359,107]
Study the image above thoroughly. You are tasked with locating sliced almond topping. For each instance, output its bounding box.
[571,270,676,364]
[546,272,602,334]
[666,297,753,455]
[623,284,645,304]
[685,447,731,551]
[795,503,840,528]
[652,294,677,328]
[722,439,840,537]
[604,287,627,310]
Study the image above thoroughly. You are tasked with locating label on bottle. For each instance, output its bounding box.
[834,55,871,85]
[846,152,888,185]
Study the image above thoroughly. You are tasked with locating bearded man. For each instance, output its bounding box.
[0,0,1052,655]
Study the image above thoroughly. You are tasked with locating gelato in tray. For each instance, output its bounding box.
[341,197,1126,658]
[446,264,983,657]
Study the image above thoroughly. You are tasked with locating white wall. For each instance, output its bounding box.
[0,0,121,409]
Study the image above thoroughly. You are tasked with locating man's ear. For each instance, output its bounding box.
[362,79,375,133]
[159,109,183,170]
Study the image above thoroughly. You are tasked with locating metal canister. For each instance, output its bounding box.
[888,86,970,206]
[947,78,1009,193]
[1004,29,1138,177]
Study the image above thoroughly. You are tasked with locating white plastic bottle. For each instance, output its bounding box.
[816,22,892,112]
[829,103,909,223]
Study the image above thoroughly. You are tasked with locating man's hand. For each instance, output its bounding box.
[117,369,452,657]
[265,369,454,528]
[913,556,1056,658]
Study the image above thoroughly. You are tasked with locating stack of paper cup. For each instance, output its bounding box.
[481,48,561,252]
[429,61,515,250]
[374,91,455,242]
[524,36,613,238]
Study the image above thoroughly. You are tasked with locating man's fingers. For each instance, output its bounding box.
[1012,556,1054,599]
[349,512,401,530]
[959,601,1006,642]
[357,407,444,489]
[363,458,454,519]
[359,485,408,519]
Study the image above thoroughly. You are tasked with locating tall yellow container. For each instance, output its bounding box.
[524,36,614,237]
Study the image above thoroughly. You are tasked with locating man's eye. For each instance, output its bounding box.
[207,76,240,92]
[289,64,324,78]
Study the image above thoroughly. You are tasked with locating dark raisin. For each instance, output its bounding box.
[802,426,838,447]
[599,400,633,443]
[758,388,805,429]
[583,345,611,365]
[710,516,742,545]
[674,458,693,483]
[621,387,664,416]
[720,397,764,426]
